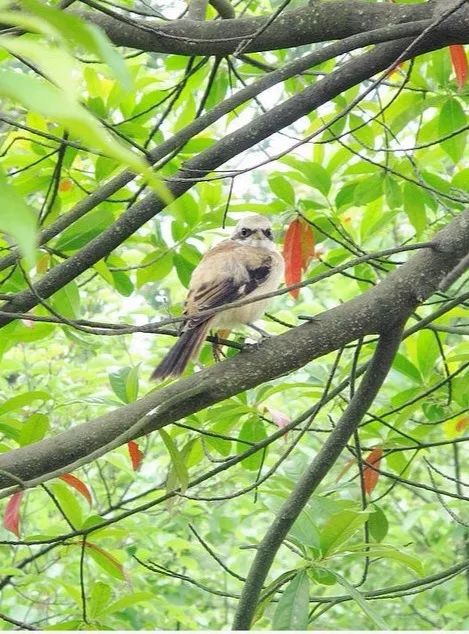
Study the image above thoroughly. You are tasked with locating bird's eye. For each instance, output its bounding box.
[264,228,273,239]
[240,228,249,237]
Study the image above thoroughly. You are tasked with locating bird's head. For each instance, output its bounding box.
[231,214,274,248]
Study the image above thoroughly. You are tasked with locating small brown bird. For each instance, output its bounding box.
[151,214,284,380]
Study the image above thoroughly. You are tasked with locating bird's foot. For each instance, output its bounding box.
[211,329,231,362]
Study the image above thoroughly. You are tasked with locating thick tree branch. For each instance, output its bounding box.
[0,211,468,491]
[78,0,469,56]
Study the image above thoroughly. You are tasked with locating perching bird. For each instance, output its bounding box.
[151,214,284,380]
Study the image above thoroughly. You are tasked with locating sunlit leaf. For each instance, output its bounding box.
[0,169,37,267]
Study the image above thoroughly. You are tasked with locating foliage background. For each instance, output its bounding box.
[0,0,467,630]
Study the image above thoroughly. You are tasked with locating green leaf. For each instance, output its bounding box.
[308,567,336,585]
[269,175,295,205]
[0,169,37,267]
[54,209,114,252]
[18,413,49,446]
[109,366,139,404]
[136,251,173,288]
[50,481,83,529]
[0,391,50,416]
[85,543,125,581]
[383,176,402,209]
[367,504,389,542]
[17,0,132,90]
[160,429,189,492]
[88,581,112,619]
[439,98,467,163]
[403,181,427,237]
[416,330,439,378]
[106,591,154,615]
[50,281,80,319]
[174,253,195,288]
[354,174,382,205]
[365,545,424,575]
[236,419,268,471]
[331,570,390,629]
[0,68,167,197]
[392,352,422,383]
[289,509,321,549]
[320,510,368,556]
[272,570,309,630]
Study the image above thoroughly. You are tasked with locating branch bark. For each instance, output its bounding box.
[0,210,467,491]
[78,0,469,56]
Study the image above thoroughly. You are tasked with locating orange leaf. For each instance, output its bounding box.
[283,218,315,299]
[3,491,23,537]
[127,440,144,471]
[455,415,469,433]
[449,45,468,90]
[59,178,73,193]
[59,473,92,506]
[363,447,383,495]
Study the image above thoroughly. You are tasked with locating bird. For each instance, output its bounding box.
[151,214,284,380]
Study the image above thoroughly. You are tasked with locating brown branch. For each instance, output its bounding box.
[0,211,467,492]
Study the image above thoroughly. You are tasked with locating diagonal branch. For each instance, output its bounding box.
[232,323,405,629]
[0,210,467,492]
[0,34,455,325]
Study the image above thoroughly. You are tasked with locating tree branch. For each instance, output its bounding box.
[232,324,404,629]
[0,35,455,323]
[0,18,431,273]
[0,211,468,491]
[77,0,469,56]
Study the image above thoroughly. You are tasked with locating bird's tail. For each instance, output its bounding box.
[151,321,211,381]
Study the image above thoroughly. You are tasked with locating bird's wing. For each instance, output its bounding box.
[183,243,274,329]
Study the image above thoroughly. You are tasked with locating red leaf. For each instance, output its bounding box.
[3,491,24,537]
[363,447,383,495]
[127,440,144,471]
[283,218,315,299]
[59,473,92,506]
[449,45,468,90]
[299,219,315,270]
